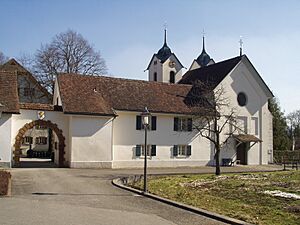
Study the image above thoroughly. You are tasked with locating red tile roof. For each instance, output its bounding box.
[19,103,55,111]
[0,72,19,113]
[57,73,207,116]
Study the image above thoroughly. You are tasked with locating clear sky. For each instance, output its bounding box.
[1,0,299,114]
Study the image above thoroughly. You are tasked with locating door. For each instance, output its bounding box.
[236,143,248,165]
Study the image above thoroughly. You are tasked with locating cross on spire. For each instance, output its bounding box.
[239,36,243,56]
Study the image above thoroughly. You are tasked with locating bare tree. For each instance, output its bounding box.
[287,110,300,150]
[34,29,107,93]
[186,81,241,175]
[0,51,9,65]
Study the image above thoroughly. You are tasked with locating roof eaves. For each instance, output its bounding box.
[241,55,274,98]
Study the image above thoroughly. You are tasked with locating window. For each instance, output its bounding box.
[153,72,157,81]
[174,117,192,132]
[251,117,258,135]
[135,145,156,157]
[170,71,175,83]
[237,92,247,106]
[35,125,47,130]
[136,115,157,130]
[154,60,157,65]
[36,137,47,145]
[173,145,191,157]
[23,136,33,144]
[24,88,35,97]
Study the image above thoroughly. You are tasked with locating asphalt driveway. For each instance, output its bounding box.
[0,165,282,225]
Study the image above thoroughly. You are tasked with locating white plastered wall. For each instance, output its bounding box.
[112,111,211,168]
[0,114,12,167]
[69,115,113,168]
[11,109,70,166]
[216,59,271,165]
[148,55,183,83]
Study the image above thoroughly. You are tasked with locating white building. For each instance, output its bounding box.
[0,32,274,168]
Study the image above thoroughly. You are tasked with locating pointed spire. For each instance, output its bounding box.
[163,22,167,45]
[202,30,206,52]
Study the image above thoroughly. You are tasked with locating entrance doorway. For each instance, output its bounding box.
[13,120,66,168]
[236,142,249,165]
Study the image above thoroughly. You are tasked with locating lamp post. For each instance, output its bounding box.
[141,107,151,193]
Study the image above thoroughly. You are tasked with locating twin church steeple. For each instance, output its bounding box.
[145,28,184,83]
[146,29,214,83]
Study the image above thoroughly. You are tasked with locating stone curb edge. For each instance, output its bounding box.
[112,177,253,225]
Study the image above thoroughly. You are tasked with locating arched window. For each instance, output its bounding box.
[154,72,157,81]
[170,71,175,83]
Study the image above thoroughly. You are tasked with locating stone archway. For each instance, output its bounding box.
[14,120,66,167]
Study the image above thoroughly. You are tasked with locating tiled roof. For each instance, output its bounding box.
[0,58,52,103]
[233,134,262,143]
[0,72,20,113]
[19,103,55,111]
[179,55,243,86]
[57,73,209,116]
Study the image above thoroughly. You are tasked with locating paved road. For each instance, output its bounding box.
[0,165,283,225]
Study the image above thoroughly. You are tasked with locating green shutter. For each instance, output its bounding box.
[136,145,141,157]
[173,145,178,156]
[187,118,193,131]
[187,145,192,156]
[136,115,142,130]
[151,116,157,130]
[174,117,179,131]
[151,145,156,156]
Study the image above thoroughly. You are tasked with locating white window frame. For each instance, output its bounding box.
[177,145,188,157]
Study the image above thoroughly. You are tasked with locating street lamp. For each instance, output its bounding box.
[141,107,151,193]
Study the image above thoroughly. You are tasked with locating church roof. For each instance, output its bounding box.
[195,36,212,67]
[57,73,211,116]
[145,29,184,70]
[179,55,243,87]
[196,50,211,67]
[0,72,20,113]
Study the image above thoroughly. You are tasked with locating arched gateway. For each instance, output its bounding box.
[13,120,66,167]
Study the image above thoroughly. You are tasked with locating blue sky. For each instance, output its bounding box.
[1,0,300,113]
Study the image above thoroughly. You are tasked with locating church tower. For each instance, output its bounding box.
[189,36,215,71]
[145,29,184,83]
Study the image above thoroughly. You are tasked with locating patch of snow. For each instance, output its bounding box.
[263,190,300,200]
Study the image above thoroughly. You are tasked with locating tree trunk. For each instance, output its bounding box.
[215,118,221,175]
[215,146,221,175]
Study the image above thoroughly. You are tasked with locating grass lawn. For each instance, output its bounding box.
[129,170,300,225]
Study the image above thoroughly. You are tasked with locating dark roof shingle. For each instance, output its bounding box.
[179,55,242,86]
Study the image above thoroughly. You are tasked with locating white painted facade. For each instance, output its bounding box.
[0,55,273,169]
[148,55,183,83]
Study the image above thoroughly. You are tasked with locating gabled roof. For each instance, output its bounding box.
[57,73,210,116]
[179,55,243,87]
[0,58,28,72]
[145,53,184,71]
[0,72,20,113]
[0,58,52,102]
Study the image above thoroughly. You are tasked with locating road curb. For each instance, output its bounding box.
[112,176,253,225]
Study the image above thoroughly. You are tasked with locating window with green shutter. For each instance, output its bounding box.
[136,145,141,157]
[173,145,178,156]
[174,117,193,132]
[151,145,156,156]
[136,116,142,130]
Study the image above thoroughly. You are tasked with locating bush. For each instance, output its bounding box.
[0,170,11,196]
